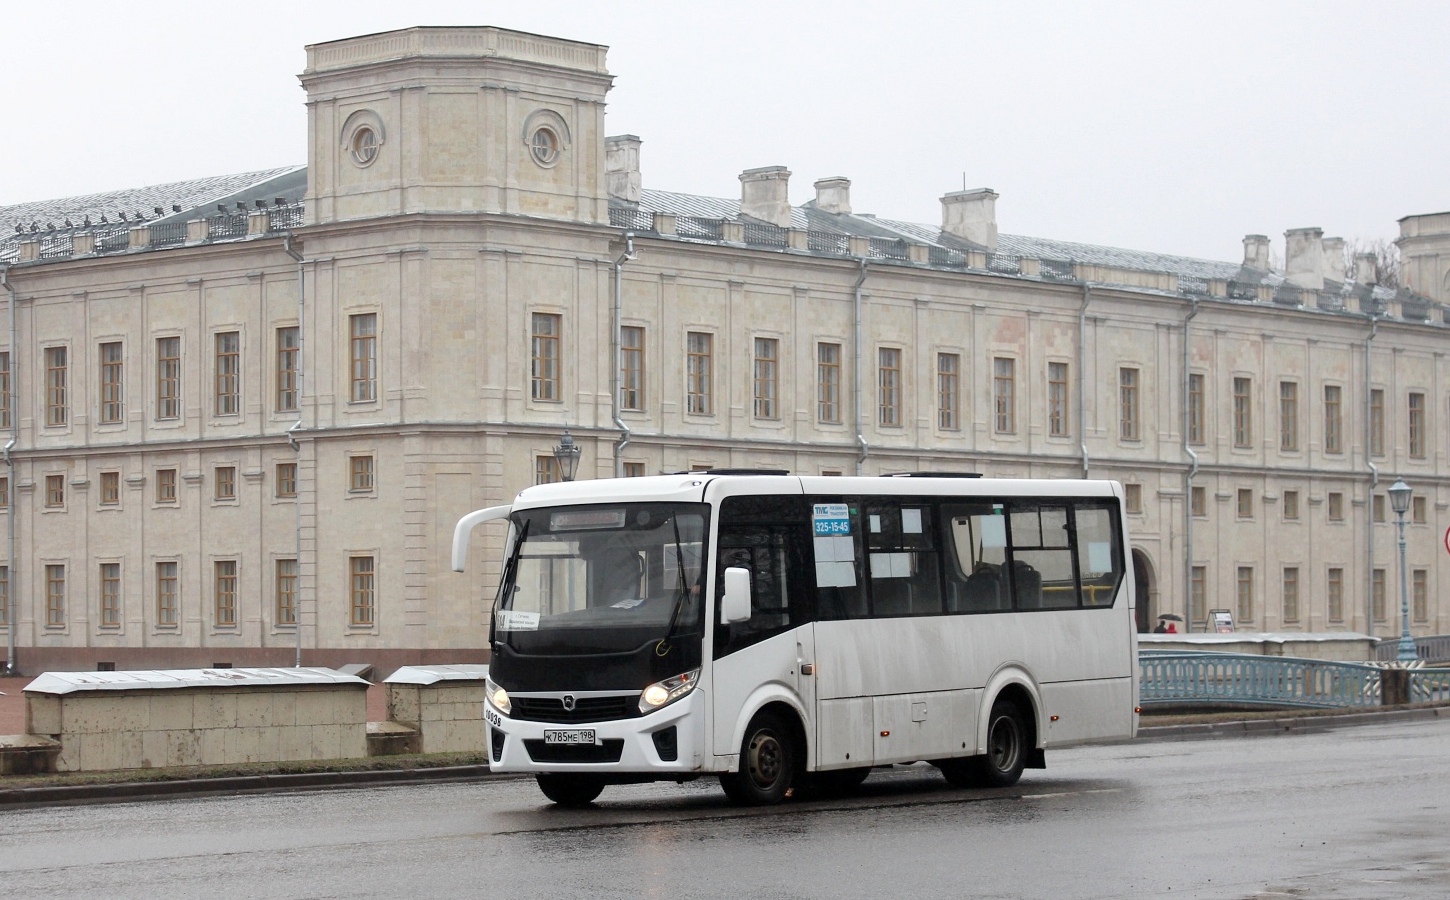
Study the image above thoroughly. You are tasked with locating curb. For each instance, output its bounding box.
[0,763,503,808]
[1136,703,1450,742]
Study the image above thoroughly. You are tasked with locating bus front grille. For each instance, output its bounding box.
[524,739,625,764]
[512,695,639,723]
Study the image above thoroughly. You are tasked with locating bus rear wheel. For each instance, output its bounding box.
[721,711,798,805]
[942,699,1028,789]
[536,773,605,807]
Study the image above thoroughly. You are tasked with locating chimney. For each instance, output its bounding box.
[1284,227,1324,290]
[1354,252,1378,285]
[740,166,792,227]
[1320,236,1345,283]
[1242,234,1271,270]
[605,135,642,204]
[813,177,851,215]
[941,188,998,251]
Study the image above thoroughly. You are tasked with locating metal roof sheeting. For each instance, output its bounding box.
[383,664,491,685]
[23,667,368,695]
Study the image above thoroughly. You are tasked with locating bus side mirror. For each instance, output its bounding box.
[721,566,752,625]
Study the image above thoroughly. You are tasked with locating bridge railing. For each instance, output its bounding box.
[1374,634,1450,663]
[1140,650,1450,708]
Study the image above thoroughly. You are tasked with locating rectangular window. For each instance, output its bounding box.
[1190,565,1207,624]
[0,475,8,507]
[937,353,960,431]
[1327,492,1344,521]
[99,562,121,629]
[1327,567,1344,623]
[1279,381,1298,451]
[156,468,177,504]
[156,561,178,627]
[276,462,297,498]
[214,332,240,416]
[817,342,841,424]
[45,564,65,628]
[214,560,238,628]
[1119,367,1140,441]
[530,312,560,402]
[753,337,779,420]
[214,466,236,501]
[45,346,68,427]
[1236,566,1254,623]
[1124,483,1143,514]
[1324,385,1343,454]
[1187,373,1204,445]
[1372,568,1386,622]
[0,350,10,429]
[156,336,181,420]
[100,471,120,506]
[1283,490,1300,521]
[1232,377,1252,448]
[1413,569,1428,622]
[349,455,374,493]
[1408,392,1426,458]
[878,347,901,427]
[99,341,124,424]
[275,559,298,626]
[686,332,712,415]
[619,325,644,411]
[1370,388,1385,457]
[1282,567,1300,623]
[350,313,377,403]
[535,455,561,485]
[0,565,8,627]
[1048,361,1069,437]
[1412,495,1427,525]
[276,326,299,413]
[1237,488,1253,519]
[1190,485,1206,517]
[622,462,646,478]
[350,556,375,627]
[1373,494,1386,524]
[44,474,65,508]
[993,357,1016,434]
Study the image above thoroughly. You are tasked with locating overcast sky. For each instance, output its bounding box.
[6,1,1446,263]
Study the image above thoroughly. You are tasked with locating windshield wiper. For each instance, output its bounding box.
[655,513,693,657]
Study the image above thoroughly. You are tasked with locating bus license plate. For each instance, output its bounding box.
[543,729,596,745]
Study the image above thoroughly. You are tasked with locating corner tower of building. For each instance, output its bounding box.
[300,26,613,226]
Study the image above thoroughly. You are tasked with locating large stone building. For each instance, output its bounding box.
[1,26,1447,675]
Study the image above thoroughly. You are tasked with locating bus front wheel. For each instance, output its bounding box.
[721,711,798,805]
[537,773,605,807]
[942,699,1028,789]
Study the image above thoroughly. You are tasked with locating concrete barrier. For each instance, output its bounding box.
[23,668,369,772]
[1139,632,1376,661]
[384,665,489,754]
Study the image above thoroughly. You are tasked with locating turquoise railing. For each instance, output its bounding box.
[1139,650,1450,709]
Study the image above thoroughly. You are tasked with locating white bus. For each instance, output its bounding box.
[452,472,1138,806]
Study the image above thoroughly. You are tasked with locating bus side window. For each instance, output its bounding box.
[1075,504,1122,607]
[944,504,1008,613]
[864,500,942,617]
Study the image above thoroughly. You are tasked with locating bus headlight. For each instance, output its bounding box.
[485,679,511,716]
[639,668,700,715]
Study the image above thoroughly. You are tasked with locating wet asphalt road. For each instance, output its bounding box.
[1,717,1447,900]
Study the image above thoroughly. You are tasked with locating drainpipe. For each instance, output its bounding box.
[1077,283,1091,478]
[283,237,305,668]
[611,234,636,478]
[1364,315,1379,640]
[1181,298,1200,632]
[853,259,869,475]
[0,266,15,675]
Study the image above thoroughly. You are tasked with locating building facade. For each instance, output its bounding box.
[1,26,1447,675]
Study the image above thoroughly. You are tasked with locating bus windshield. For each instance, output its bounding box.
[495,502,709,656]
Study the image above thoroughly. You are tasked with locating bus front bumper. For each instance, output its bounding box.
[487,691,704,776]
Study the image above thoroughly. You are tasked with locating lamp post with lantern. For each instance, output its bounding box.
[1387,478,1418,663]
[553,430,582,482]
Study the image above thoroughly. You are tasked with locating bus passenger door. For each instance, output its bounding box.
[711,518,815,762]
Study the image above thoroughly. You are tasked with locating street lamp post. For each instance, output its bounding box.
[553,430,581,482]
[1387,478,1417,663]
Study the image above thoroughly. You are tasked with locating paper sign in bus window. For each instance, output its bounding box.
[901,508,923,534]
[1087,541,1111,575]
[980,515,1007,548]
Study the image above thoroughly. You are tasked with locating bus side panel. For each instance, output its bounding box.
[816,697,873,769]
[873,690,977,765]
[710,627,814,761]
[1039,677,1135,745]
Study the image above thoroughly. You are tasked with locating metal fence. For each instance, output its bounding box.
[675,216,723,241]
[267,205,305,231]
[95,226,131,254]
[38,234,74,259]
[1374,634,1450,663]
[742,220,787,248]
[149,222,187,248]
[608,207,654,231]
[1140,650,1450,709]
[207,213,249,240]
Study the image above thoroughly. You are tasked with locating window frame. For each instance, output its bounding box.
[993,357,1016,435]
[44,345,68,428]
[275,325,300,413]
[1232,376,1252,448]
[619,325,644,412]
[1119,366,1140,441]
[877,347,901,428]
[275,558,298,627]
[348,454,375,494]
[1048,361,1069,437]
[752,337,779,420]
[1408,391,1426,459]
[156,335,181,421]
[275,462,298,499]
[349,555,376,628]
[685,331,713,416]
[99,470,120,507]
[214,560,239,629]
[1187,372,1205,445]
[529,312,561,403]
[156,560,179,628]
[1279,380,1299,452]
[349,313,378,404]
[214,331,241,417]
[937,352,960,432]
[99,561,122,630]
[99,340,124,425]
[817,342,841,425]
[1323,384,1343,454]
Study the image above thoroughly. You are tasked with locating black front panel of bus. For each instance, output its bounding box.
[490,637,701,693]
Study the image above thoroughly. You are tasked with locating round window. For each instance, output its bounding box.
[530,127,561,167]
[350,126,379,167]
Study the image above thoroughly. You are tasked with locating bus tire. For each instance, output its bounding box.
[536,773,605,807]
[720,710,798,805]
[957,699,1028,788]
